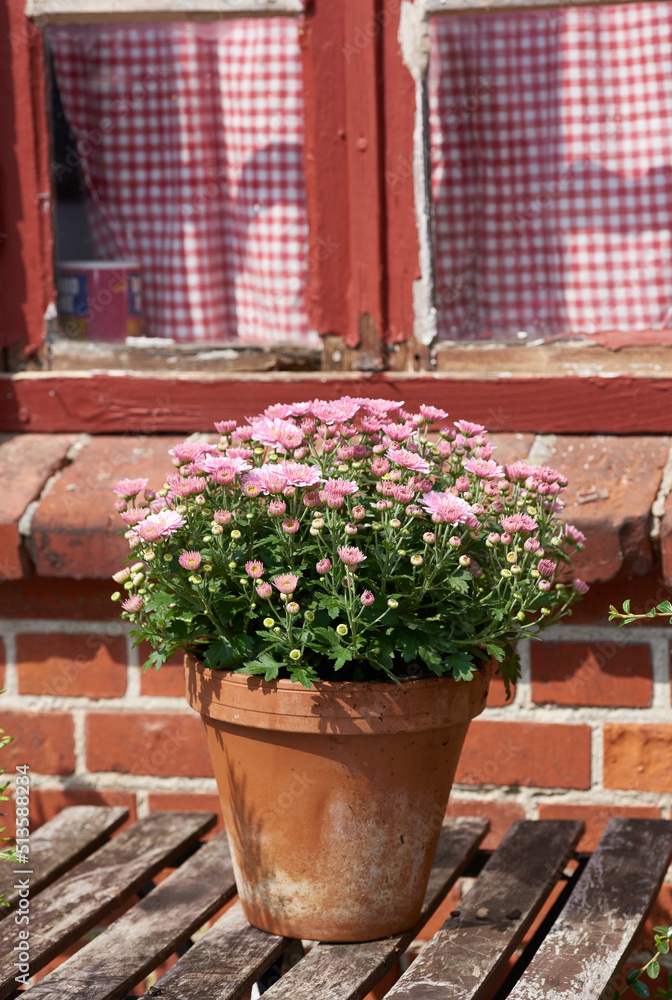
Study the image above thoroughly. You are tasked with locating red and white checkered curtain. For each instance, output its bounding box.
[429,5,672,340]
[49,20,314,345]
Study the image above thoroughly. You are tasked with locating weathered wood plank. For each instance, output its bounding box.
[0,806,129,915]
[22,831,237,1000]
[0,810,215,999]
[10,370,672,435]
[138,900,285,1000]
[27,0,302,23]
[50,339,321,374]
[260,817,489,1000]
[508,818,672,1000]
[384,819,584,1000]
[427,0,667,13]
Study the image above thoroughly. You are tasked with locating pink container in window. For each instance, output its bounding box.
[56,261,142,342]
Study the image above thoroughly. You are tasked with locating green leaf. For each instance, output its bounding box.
[657,602,672,616]
[204,636,241,670]
[656,938,669,955]
[653,927,669,935]
[243,652,281,681]
[318,595,344,620]
[623,599,631,614]
[648,961,660,981]
[632,980,650,998]
[629,971,643,986]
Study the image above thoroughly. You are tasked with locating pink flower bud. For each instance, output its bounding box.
[316,558,331,574]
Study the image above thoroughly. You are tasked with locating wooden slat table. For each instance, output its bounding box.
[2,809,671,1000]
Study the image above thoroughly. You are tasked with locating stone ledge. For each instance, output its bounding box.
[1,432,671,583]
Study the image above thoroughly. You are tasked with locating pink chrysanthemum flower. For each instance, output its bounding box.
[392,484,415,504]
[361,415,385,433]
[113,478,148,498]
[573,578,589,594]
[256,581,272,598]
[169,442,214,464]
[419,491,475,525]
[282,518,300,534]
[268,499,287,516]
[351,505,366,519]
[419,404,448,421]
[337,446,355,460]
[370,457,390,477]
[356,397,403,416]
[120,508,149,525]
[122,594,144,613]
[565,524,587,546]
[273,573,298,594]
[524,537,541,552]
[386,447,430,475]
[463,457,504,479]
[316,558,331,574]
[538,579,552,591]
[454,419,486,436]
[538,559,557,578]
[383,421,415,442]
[338,545,367,566]
[245,561,264,578]
[214,420,237,434]
[276,461,322,488]
[214,509,232,524]
[310,398,360,424]
[251,416,304,450]
[529,464,568,486]
[134,510,185,542]
[360,590,375,606]
[303,491,322,508]
[243,466,289,496]
[504,461,533,481]
[179,551,202,570]
[226,448,254,460]
[500,513,538,534]
[199,454,252,477]
[167,475,207,497]
[324,477,359,497]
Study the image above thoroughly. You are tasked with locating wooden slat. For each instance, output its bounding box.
[508,818,672,1000]
[23,831,237,1000]
[27,0,302,22]
[139,901,285,1000]
[0,806,128,914]
[385,820,584,1000]
[260,817,489,1000]
[0,810,215,999]
[426,0,666,13]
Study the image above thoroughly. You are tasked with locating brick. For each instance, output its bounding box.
[455,721,592,789]
[488,433,535,465]
[0,576,121,619]
[537,803,661,852]
[0,637,5,690]
[604,723,672,792]
[139,645,185,697]
[31,435,184,579]
[445,798,525,851]
[531,641,652,707]
[0,433,75,579]
[0,711,75,775]
[487,671,515,707]
[662,487,672,586]
[147,793,223,836]
[86,712,213,777]
[641,884,672,950]
[17,632,127,698]
[543,435,670,583]
[3,787,137,839]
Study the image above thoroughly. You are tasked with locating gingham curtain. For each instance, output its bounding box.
[429,4,672,340]
[49,20,314,344]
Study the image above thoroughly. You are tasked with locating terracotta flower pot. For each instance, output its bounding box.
[184,656,490,942]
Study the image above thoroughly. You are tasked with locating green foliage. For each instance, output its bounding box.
[113,398,587,688]
[614,926,672,1000]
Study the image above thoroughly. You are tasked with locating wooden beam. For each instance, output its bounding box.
[26,0,302,22]
[426,0,670,13]
[5,369,672,433]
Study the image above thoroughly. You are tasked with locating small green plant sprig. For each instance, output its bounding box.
[0,706,19,907]
[609,600,672,626]
[613,925,672,999]
[112,396,588,688]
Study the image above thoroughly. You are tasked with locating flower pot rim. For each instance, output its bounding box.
[184,655,491,735]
